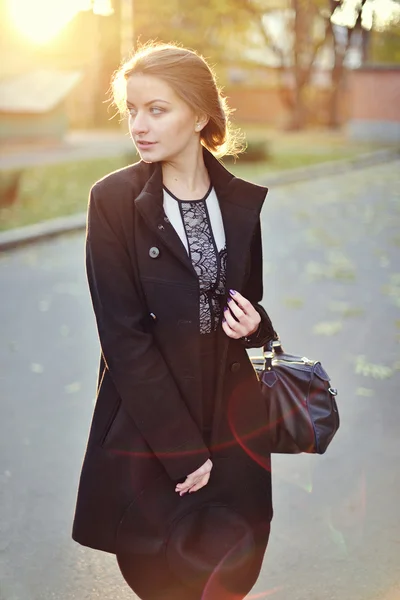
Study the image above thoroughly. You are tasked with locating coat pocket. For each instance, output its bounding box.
[100,397,121,447]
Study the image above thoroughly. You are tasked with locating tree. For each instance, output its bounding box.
[104,0,399,129]
[129,0,370,129]
[326,0,369,128]
[370,11,400,63]
[221,0,370,129]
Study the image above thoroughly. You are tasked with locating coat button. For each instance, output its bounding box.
[149,246,160,258]
[157,224,165,230]
[230,362,241,373]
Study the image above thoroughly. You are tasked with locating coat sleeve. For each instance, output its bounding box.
[239,219,278,349]
[85,185,210,481]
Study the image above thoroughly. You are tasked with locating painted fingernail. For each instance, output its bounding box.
[229,289,237,295]
[227,298,233,303]
[224,306,229,311]
[222,318,226,323]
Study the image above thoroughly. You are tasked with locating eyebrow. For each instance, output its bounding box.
[126,99,171,107]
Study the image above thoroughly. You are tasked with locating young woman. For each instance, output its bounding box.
[72,43,278,600]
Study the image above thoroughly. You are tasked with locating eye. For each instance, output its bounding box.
[127,107,137,117]
[150,106,164,115]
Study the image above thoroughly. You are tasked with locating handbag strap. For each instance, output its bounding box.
[262,338,284,370]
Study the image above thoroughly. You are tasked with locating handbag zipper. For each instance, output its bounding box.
[273,357,315,366]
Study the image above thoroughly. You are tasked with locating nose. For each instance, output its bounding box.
[130,112,149,136]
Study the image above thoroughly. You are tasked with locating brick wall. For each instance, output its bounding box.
[224,86,349,127]
[224,88,288,126]
[347,66,400,142]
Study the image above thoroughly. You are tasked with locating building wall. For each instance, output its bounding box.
[225,88,287,126]
[224,86,349,127]
[347,66,400,143]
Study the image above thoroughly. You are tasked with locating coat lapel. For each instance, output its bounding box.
[203,149,268,295]
[134,149,268,290]
[134,164,197,277]
[220,202,258,293]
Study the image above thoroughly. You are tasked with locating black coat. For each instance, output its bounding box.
[72,148,275,554]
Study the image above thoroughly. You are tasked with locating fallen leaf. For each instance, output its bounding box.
[328,301,364,318]
[313,321,343,336]
[356,387,375,397]
[354,355,393,379]
[283,297,304,309]
[65,382,81,394]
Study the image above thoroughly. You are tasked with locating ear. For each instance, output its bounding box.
[194,114,209,133]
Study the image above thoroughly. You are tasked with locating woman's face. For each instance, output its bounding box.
[126,73,201,164]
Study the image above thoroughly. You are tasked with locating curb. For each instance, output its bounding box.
[262,147,399,187]
[0,212,87,251]
[1,147,399,252]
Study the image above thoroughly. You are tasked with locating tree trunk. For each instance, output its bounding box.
[326,0,367,128]
[327,52,344,129]
[288,0,307,129]
[289,81,306,129]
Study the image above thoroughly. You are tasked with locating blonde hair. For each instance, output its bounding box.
[111,42,244,158]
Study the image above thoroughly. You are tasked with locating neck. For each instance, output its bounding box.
[161,144,210,199]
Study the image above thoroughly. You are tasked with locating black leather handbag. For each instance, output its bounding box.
[250,339,339,454]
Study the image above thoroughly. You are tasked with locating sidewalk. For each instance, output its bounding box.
[0,128,399,252]
[0,129,134,170]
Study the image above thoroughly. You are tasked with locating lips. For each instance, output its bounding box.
[136,141,156,147]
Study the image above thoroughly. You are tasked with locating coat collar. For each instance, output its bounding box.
[134,147,268,209]
[134,147,268,290]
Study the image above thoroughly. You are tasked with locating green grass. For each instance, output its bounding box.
[0,156,129,231]
[0,128,391,232]
[224,148,366,180]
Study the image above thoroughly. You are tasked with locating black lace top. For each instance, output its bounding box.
[164,186,227,334]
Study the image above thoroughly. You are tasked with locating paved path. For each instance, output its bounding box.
[0,162,399,599]
[0,130,134,170]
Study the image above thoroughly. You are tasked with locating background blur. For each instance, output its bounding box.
[0,0,399,226]
[0,1,399,599]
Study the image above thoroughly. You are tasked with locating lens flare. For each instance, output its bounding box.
[8,0,86,44]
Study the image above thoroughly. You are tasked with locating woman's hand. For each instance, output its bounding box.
[175,458,213,496]
[221,289,261,339]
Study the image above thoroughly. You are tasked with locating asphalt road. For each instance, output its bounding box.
[0,161,399,600]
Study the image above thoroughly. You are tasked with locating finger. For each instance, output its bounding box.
[224,307,246,336]
[175,459,213,491]
[175,467,209,489]
[221,317,241,339]
[177,476,204,495]
[226,297,245,320]
[176,478,192,490]
[176,480,193,494]
[175,473,201,491]
[228,290,253,314]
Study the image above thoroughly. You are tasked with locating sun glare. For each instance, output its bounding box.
[331,0,400,29]
[8,0,90,44]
